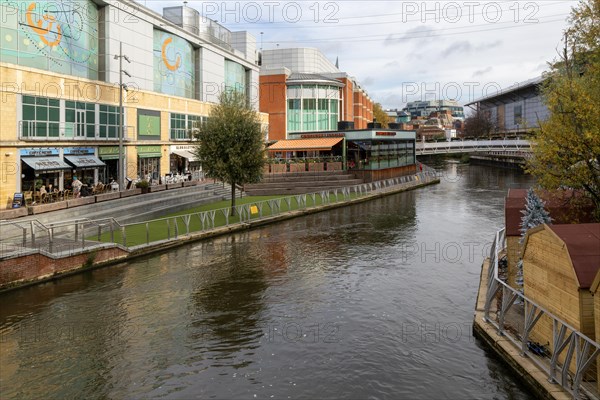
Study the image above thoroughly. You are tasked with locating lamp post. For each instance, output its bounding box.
[115,42,131,191]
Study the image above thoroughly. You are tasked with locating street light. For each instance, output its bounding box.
[114,42,131,191]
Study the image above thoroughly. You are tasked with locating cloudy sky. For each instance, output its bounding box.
[143,0,578,109]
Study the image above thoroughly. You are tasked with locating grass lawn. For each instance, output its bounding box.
[94,191,358,247]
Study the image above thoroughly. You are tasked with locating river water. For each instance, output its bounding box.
[0,162,535,399]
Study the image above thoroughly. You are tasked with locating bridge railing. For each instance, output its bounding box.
[1,172,438,256]
[483,228,599,400]
[417,139,531,155]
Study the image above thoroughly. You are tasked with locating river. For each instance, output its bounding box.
[0,161,535,399]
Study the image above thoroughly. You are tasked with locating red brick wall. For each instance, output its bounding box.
[0,247,128,288]
[338,77,354,123]
[259,74,288,141]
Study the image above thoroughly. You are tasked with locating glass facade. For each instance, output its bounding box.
[0,0,99,80]
[153,30,195,99]
[224,60,246,93]
[170,113,206,140]
[287,84,340,133]
[21,95,122,140]
[347,140,415,170]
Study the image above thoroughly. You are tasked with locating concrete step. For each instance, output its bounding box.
[15,183,228,225]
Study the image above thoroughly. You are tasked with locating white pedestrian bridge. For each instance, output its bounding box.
[416,139,532,155]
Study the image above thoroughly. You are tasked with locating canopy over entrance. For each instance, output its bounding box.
[268,138,343,152]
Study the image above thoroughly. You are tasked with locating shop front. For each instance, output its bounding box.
[20,148,71,192]
[285,129,417,181]
[137,145,162,182]
[98,146,121,184]
[170,145,200,175]
[64,148,106,187]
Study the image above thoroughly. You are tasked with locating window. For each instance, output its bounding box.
[21,95,60,138]
[514,105,523,126]
[170,113,187,140]
[170,113,205,140]
[99,105,120,138]
[65,101,96,138]
[287,100,301,133]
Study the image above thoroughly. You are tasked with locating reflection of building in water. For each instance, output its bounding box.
[0,0,267,200]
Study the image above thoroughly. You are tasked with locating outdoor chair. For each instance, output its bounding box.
[24,191,33,206]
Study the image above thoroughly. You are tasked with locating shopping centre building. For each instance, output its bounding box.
[0,0,266,204]
[259,48,374,141]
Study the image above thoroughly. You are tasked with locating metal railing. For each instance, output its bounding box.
[0,217,121,258]
[483,228,600,400]
[1,172,438,257]
[417,139,532,155]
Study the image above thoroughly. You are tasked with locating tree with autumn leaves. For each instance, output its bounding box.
[527,0,600,216]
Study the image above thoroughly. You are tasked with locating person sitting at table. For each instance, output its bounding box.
[72,176,83,198]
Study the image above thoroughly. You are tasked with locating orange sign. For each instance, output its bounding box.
[26,3,62,47]
[161,37,181,71]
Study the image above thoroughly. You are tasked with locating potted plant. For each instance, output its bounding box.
[271,159,286,174]
[289,158,305,173]
[308,158,324,172]
[327,156,343,172]
[135,179,150,194]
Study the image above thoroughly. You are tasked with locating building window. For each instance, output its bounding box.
[514,105,523,125]
[286,84,340,133]
[21,95,60,138]
[287,99,301,133]
[170,113,205,140]
[224,59,247,94]
[329,99,339,130]
[65,101,96,138]
[303,99,317,131]
[99,105,120,138]
[170,113,187,140]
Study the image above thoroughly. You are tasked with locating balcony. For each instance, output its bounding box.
[170,128,199,141]
[19,121,134,142]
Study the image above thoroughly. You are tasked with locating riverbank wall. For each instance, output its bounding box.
[1,176,439,292]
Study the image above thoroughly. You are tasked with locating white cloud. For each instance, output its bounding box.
[140,0,576,108]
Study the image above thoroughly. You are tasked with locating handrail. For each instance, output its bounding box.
[483,228,599,399]
[1,172,438,256]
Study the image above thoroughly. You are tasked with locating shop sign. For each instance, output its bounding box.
[19,148,59,157]
[299,133,345,139]
[170,145,197,151]
[12,193,24,208]
[64,147,94,155]
[137,145,162,158]
[376,131,397,136]
[98,147,121,160]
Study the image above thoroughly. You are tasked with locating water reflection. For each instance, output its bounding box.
[189,238,268,368]
[0,162,536,400]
